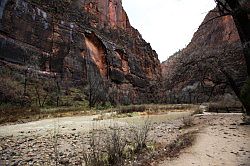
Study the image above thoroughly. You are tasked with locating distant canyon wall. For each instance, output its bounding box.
[161,10,247,104]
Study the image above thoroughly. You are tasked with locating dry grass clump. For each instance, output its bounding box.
[83,119,152,166]
[114,104,199,115]
[182,116,194,128]
[83,129,108,166]
[83,127,128,166]
[115,105,146,114]
[130,119,151,152]
[206,102,243,113]
[146,104,199,112]
[165,132,196,157]
[0,106,41,124]
[137,131,197,165]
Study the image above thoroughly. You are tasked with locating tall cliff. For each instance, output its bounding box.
[161,10,247,104]
[0,0,161,106]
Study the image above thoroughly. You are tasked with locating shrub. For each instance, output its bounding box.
[95,102,113,110]
[83,129,107,166]
[131,118,151,152]
[83,127,127,166]
[182,116,194,127]
[104,126,127,165]
[0,77,31,106]
[83,120,151,166]
[116,105,146,114]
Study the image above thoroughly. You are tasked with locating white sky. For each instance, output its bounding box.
[123,0,216,62]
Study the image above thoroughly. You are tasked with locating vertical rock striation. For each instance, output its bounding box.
[0,0,161,105]
[82,0,131,30]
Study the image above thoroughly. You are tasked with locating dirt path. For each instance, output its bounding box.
[158,113,250,166]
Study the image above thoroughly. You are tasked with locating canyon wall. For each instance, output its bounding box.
[161,10,247,104]
[0,0,161,106]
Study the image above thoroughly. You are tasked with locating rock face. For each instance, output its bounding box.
[82,0,131,30]
[161,10,247,104]
[0,0,161,105]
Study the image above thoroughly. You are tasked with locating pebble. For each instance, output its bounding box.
[229,127,237,130]
[59,158,70,165]
[0,115,249,165]
[10,161,19,166]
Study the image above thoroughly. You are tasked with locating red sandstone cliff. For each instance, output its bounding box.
[81,0,131,30]
[161,10,247,103]
[0,0,161,106]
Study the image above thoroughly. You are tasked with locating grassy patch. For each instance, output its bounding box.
[138,131,197,165]
[115,105,146,114]
[0,106,40,124]
[0,103,200,124]
[114,104,200,115]
[0,106,94,125]
[165,132,196,157]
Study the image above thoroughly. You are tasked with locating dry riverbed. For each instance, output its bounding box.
[0,110,249,166]
[0,111,191,165]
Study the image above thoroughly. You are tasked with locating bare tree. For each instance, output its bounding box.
[85,48,108,108]
[214,0,250,114]
[162,43,245,104]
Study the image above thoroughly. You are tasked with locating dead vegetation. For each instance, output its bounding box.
[0,106,41,124]
[114,104,200,115]
[138,131,197,166]
[0,104,201,125]
[166,132,196,157]
[0,106,92,125]
[1,105,199,165]
[207,103,244,113]
[82,119,152,166]
[131,118,151,152]
[82,117,197,166]
[182,116,194,128]
[93,104,201,121]
[83,129,107,166]
[115,105,146,114]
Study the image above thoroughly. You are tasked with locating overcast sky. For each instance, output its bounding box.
[123,0,216,62]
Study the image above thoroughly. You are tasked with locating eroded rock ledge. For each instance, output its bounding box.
[0,0,162,105]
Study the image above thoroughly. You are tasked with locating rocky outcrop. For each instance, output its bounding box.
[82,0,131,30]
[0,0,161,106]
[161,10,247,104]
